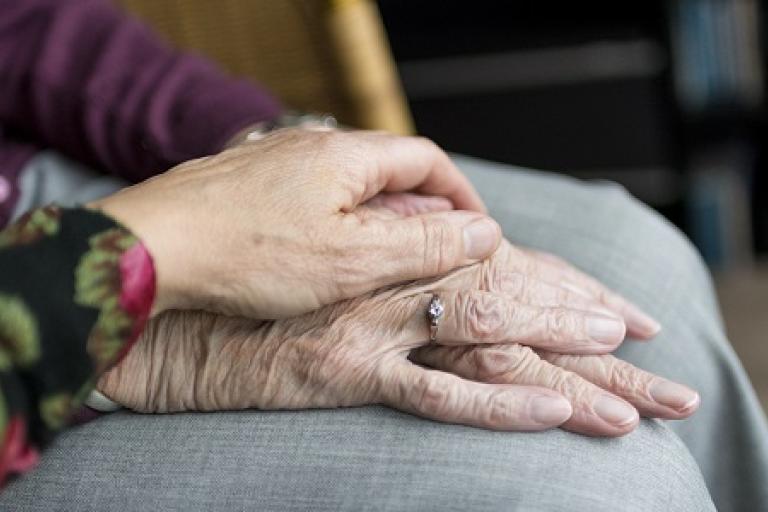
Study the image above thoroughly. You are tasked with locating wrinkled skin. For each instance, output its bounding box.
[99,240,699,437]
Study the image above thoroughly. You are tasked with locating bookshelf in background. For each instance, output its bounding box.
[670,0,765,268]
[379,0,768,268]
[755,4,768,255]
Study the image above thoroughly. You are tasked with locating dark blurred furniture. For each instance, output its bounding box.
[379,0,767,266]
[117,0,414,135]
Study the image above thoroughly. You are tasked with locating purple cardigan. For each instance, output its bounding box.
[0,0,282,228]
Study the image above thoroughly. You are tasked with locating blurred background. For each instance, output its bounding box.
[118,0,767,409]
[379,1,767,267]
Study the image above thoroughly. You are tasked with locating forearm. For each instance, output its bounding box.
[0,0,282,181]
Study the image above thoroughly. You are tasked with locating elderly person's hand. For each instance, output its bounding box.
[367,190,662,340]
[97,242,698,437]
[89,129,498,318]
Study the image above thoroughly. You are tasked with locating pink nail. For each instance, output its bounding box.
[624,303,661,338]
[530,395,573,425]
[649,380,699,412]
[586,315,626,345]
[463,218,500,260]
[593,395,638,427]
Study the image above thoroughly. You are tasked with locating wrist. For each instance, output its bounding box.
[85,198,180,316]
[224,111,338,147]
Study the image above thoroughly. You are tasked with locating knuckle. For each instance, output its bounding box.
[420,217,461,275]
[463,294,507,342]
[536,365,590,403]
[492,271,527,299]
[473,345,539,382]
[545,308,582,343]
[473,348,509,380]
[606,359,646,396]
[414,373,451,417]
[486,389,518,426]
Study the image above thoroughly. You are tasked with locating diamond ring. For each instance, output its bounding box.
[427,295,444,343]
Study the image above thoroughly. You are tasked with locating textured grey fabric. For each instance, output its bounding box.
[3,151,759,511]
[11,151,128,220]
[2,408,712,512]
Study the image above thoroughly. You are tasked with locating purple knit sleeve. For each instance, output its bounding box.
[0,0,282,182]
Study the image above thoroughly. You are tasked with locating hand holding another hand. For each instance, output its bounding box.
[90,129,500,318]
[94,131,697,437]
[99,239,698,437]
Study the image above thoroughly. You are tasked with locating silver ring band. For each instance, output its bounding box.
[427,294,444,343]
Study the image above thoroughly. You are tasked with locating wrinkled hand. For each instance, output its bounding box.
[360,196,697,436]
[369,191,662,340]
[99,244,697,437]
[411,344,699,437]
[90,129,499,318]
[97,298,575,432]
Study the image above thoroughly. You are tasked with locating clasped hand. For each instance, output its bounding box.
[93,129,699,437]
[100,236,698,437]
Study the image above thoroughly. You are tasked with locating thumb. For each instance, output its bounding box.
[363,210,501,284]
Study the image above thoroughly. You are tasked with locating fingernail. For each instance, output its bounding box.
[586,315,626,345]
[593,395,638,427]
[530,395,573,425]
[650,379,700,412]
[625,303,661,337]
[463,218,500,260]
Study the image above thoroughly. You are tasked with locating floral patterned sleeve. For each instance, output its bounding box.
[0,205,155,486]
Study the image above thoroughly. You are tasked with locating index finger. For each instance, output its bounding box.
[397,290,626,354]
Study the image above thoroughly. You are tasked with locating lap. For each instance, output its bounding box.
[1,407,712,512]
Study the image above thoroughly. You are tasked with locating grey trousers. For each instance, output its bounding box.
[3,152,767,511]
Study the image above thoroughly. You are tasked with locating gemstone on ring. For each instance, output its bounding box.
[427,295,444,343]
[427,296,444,324]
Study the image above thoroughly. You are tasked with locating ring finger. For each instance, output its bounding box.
[400,290,626,354]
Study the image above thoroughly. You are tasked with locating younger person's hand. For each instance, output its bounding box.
[90,129,498,319]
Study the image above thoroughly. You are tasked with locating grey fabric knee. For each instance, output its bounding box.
[1,407,714,512]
